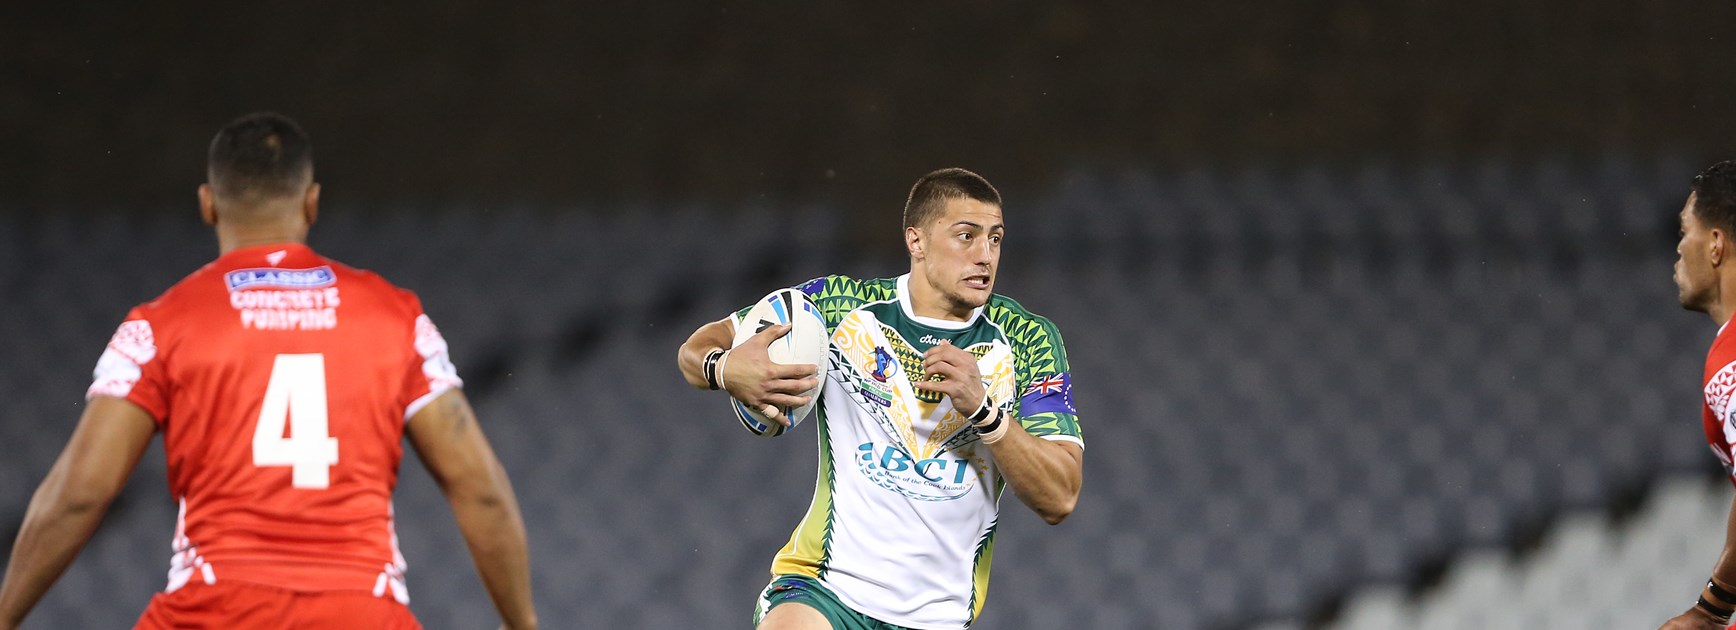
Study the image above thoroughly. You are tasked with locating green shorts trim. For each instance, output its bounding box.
[753,575,912,630]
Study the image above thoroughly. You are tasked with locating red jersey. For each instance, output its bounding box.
[1704,321,1736,484]
[86,243,461,602]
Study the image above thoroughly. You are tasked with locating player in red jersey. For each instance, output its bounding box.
[0,113,537,630]
[1663,161,1736,630]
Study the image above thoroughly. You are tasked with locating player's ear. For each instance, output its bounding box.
[905,225,925,261]
[302,183,320,227]
[197,183,218,226]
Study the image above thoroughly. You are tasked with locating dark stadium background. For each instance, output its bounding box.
[3,2,1736,628]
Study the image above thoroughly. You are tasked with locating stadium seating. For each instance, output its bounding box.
[1316,474,1726,630]
[0,156,1720,628]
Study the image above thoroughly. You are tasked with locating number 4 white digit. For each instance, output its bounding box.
[253,354,339,489]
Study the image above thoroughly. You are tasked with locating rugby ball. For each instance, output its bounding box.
[730,288,829,437]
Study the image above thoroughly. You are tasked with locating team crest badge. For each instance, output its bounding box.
[870,347,896,382]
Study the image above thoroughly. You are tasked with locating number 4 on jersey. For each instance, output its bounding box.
[253,354,339,489]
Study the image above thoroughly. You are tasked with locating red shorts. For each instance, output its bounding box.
[134,581,420,629]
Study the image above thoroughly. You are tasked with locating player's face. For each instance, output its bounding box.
[1677,194,1718,312]
[919,198,1004,310]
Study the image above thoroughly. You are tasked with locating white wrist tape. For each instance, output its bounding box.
[976,407,1010,445]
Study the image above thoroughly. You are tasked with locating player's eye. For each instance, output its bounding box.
[989,234,1002,245]
[957,232,972,241]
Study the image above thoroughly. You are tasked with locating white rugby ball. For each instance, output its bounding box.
[730,288,829,437]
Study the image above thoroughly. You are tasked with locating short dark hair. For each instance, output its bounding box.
[207,112,314,202]
[902,168,1002,230]
[1693,161,1736,234]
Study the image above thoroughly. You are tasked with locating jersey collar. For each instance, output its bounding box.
[219,243,317,267]
[896,274,983,331]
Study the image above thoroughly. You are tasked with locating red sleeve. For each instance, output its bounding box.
[87,308,171,424]
[398,295,463,420]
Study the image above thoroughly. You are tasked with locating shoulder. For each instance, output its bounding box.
[985,293,1062,339]
[128,259,225,322]
[799,275,899,327]
[984,293,1070,373]
[326,258,425,316]
[798,274,897,302]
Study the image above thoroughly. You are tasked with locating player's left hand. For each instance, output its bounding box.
[1658,606,1730,630]
[913,340,987,413]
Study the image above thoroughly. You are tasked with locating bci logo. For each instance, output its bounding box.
[854,442,975,501]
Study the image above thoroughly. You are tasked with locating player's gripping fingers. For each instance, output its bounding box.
[911,377,959,397]
[762,393,811,410]
[921,357,974,384]
[768,362,820,380]
[763,377,818,395]
[922,343,979,378]
[745,323,793,349]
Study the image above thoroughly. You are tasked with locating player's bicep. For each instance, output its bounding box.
[52,396,157,506]
[405,389,502,494]
[1048,439,1084,470]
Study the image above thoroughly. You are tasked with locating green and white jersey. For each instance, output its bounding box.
[750,274,1082,629]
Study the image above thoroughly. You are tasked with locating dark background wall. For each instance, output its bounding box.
[3,1,1733,222]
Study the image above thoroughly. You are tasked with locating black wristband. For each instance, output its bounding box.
[703,349,725,390]
[1699,595,1734,620]
[1710,579,1736,606]
[967,397,995,425]
[974,408,1004,436]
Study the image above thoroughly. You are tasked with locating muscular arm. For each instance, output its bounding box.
[983,429,1083,525]
[916,341,1083,525]
[676,317,818,424]
[1717,493,1736,585]
[406,390,537,630]
[0,396,156,629]
[677,317,734,389]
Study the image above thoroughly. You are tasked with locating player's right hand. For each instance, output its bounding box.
[722,323,819,425]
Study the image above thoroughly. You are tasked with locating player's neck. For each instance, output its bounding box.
[217,224,308,255]
[1715,275,1736,329]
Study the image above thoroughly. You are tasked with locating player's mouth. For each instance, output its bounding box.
[962,274,991,290]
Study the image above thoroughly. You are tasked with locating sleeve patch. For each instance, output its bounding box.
[88,320,156,400]
[1018,372,1076,417]
[414,314,463,393]
[108,320,157,365]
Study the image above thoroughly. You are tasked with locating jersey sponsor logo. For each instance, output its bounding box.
[230,287,343,331]
[918,334,946,345]
[225,266,337,291]
[854,441,976,501]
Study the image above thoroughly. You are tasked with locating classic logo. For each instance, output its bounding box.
[226,266,336,291]
[854,442,976,501]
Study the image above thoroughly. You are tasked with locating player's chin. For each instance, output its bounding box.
[1679,284,1710,313]
[954,286,992,308]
